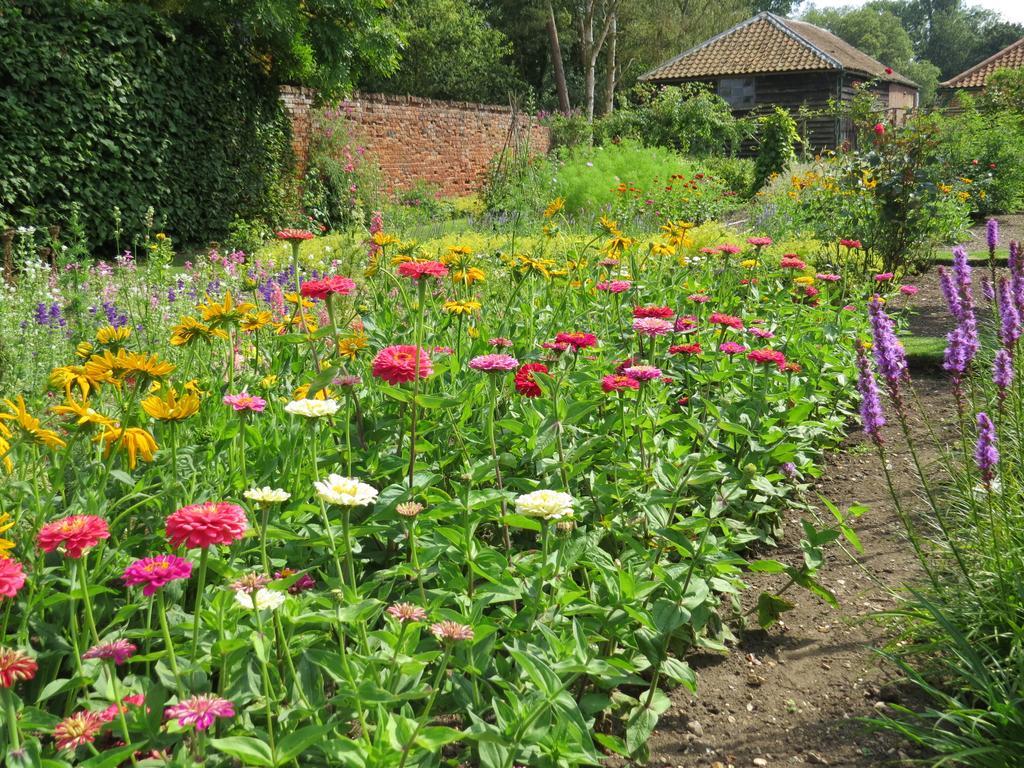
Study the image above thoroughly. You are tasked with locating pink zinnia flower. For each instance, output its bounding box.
[37,516,110,559]
[747,237,773,247]
[387,602,427,622]
[432,346,454,355]
[275,568,316,594]
[900,285,919,295]
[99,694,145,723]
[709,312,744,330]
[514,362,548,397]
[674,315,697,332]
[669,342,702,355]
[749,328,775,339]
[874,272,894,282]
[596,280,631,293]
[601,374,640,392]
[632,305,674,319]
[372,345,433,384]
[300,276,355,300]
[468,354,519,372]
[747,349,787,370]
[0,559,26,599]
[275,229,314,242]
[82,639,137,665]
[632,317,674,336]
[223,393,266,412]
[699,247,718,255]
[718,244,742,255]
[54,710,106,752]
[688,293,710,303]
[489,337,513,347]
[839,239,861,249]
[815,273,841,282]
[719,342,748,355]
[123,554,192,596]
[554,331,598,350]
[622,365,662,381]
[167,502,248,549]
[430,621,474,642]
[780,255,807,269]
[541,341,570,353]
[165,694,235,731]
[0,646,37,688]
[396,261,448,280]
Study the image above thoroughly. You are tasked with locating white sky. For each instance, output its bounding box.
[797,0,1024,24]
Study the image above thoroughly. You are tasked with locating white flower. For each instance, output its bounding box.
[234,588,286,611]
[244,487,291,504]
[515,489,575,520]
[284,398,340,418]
[315,474,379,507]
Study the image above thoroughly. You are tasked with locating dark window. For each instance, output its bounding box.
[718,77,756,109]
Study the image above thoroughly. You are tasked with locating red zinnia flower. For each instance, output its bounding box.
[719,342,747,355]
[166,502,248,549]
[300,276,356,300]
[709,312,744,330]
[747,349,787,370]
[780,255,807,269]
[839,239,861,249]
[747,237,773,247]
[0,646,37,688]
[396,261,448,280]
[372,345,433,385]
[275,229,314,241]
[669,343,702,355]
[601,374,640,392]
[873,123,885,135]
[554,331,598,350]
[0,558,26,599]
[632,305,674,319]
[514,362,548,397]
[37,516,110,559]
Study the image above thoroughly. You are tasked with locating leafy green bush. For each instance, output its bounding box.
[0,0,292,246]
[754,107,799,190]
[703,157,757,199]
[549,113,594,149]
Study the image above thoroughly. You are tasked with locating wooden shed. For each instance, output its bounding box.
[638,12,919,152]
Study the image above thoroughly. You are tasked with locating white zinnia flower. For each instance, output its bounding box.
[234,588,286,611]
[515,489,575,520]
[284,398,340,418]
[315,474,379,507]
[244,487,291,504]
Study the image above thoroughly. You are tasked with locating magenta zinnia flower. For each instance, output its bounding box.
[123,554,192,596]
[709,312,744,330]
[300,276,355,300]
[719,342,747,355]
[396,260,448,280]
[468,354,519,372]
[554,331,598,350]
[747,236,773,247]
[747,349,786,370]
[596,280,631,293]
[165,694,235,731]
[632,317,674,336]
[223,393,266,412]
[0,558,26,599]
[37,515,110,559]
[622,365,662,381]
[167,502,248,549]
[372,345,432,385]
[82,639,137,665]
[601,374,640,392]
[632,305,674,319]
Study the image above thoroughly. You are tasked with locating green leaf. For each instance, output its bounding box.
[209,737,275,766]
[78,745,146,768]
[276,724,330,763]
[756,591,795,628]
[415,725,464,750]
[501,513,541,531]
[748,558,788,574]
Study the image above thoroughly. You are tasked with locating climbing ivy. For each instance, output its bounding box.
[754,107,800,190]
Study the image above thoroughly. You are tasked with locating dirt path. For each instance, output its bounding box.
[637,271,962,767]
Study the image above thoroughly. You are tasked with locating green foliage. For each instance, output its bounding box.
[754,107,798,190]
[0,0,292,246]
[703,156,758,200]
[359,0,526,103]
[549,113,594,150]
[981,67,1024,114]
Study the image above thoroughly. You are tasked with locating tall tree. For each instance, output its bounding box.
[546,0,572,112]
[577,0,619,119]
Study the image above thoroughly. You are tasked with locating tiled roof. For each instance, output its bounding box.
[640,12,917,88]
[941,37,1024,89]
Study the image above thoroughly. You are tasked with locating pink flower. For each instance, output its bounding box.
[429,620,474,642]
[276,229,314,242]
[874,272,894,282]
[632,305,674,319]
[37,516,110,559]
[632,317,674,336]
[99,694,145,723]
[719,342,748,355]
[747,349,787,370]
[601,374,640,392]
[82,640,136,665]
[396,261,448,280]
[780,255,807,269]
[54,710,105,752]
[275,568,316,594]
[542,341,570,353]
[669,343,702,355]
[674,315,698,332]
[622,365,662,381]
[489,337,513,347]
[839,239,861,249]
[596,280,631,293]
[747,237,773,247]
[300,276,356,299]
[815,273,841,282]
[874,123,885,136]
[468,354,519,372]
[718,244,742,254]
[554,331,598,350]
[0,646,37,688]
[165,694,235,731]
[900,285,919,295]
[0,558,26,599]
[372,345,433,385]
[750,328,775,339]
[167,502,248,549]
[223,393,266,412]
[688,293,710,303]
[387,602,427,622]
[709,312,744,330]
[123,554,192,596]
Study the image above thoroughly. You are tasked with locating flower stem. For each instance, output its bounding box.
[156,590,185,698]
[2,688,20,750]
[191,547,209,663]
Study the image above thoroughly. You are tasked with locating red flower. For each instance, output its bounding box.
[839,239,861,249]
[54,711,106,752]
[632,305,674,319]
[747,349,787,370]
[166,502,248,549]
[0,646,37,688]
[37,516,110,559]
[300,276,356,300]
[884,66,893,75]
[709,312,744,330]
[275,229,314,241]
[669,342,702,355]
[780,255,807,269]
[372,345,433,385]
[601,374,640,392]
[514,362,548,397]
[396,261,448,280]
[873,123,885,136]
[554,331,598,350]
[0,558,26,599]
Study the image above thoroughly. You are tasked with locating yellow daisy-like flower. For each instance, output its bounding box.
[183,380,208,397]
[283,292,315,310]
[0,424,12,474]
[240,310,272,333]
[741,259,758,269]
[648,240,676,257]
[543,197,565,218]
[95,325,132,346]
[452,267,485,285]
[337,332,368,361]
[0,395,67,450]
[85,349,175,384]
[442,299,481,316]
[75,341,95,359]
[794,275,815,286]
[141,387,200,422]
[603,234,634,256]
[96,426,158,470]
[511,254,555,279]
[50,364,107,400]
[293,384,334,401]
[371,231,400,247]
[599,216,620,235]
[261,374,279,389]
[441,245,473,267]
[170,316,229,347]
[198,291,255,329]
[0,512,14,557]
[467,325,480,339]
[51,396,118,431]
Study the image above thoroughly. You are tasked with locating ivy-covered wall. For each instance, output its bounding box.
[0,0,292,246]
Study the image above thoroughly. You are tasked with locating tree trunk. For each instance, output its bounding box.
[546,1,571,114]
[603,11,616,115]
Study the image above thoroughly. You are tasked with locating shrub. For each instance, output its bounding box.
[549,113,594,149]
[753,108,799,190]
[703,157,757,199]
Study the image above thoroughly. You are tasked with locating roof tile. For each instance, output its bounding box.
[941,37,1024,89]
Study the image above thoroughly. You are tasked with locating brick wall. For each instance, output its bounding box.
[280,86,550,197]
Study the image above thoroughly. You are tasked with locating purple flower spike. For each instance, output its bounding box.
[974,412,999,487]
[987,219,999,252]
[1010,240,1020,277]
[983,278,995,303]
[994,349,1014,399]
[999,279,1021,348]
[943,327,970,382]
[867,297,908,390]
[952,246,972,297]
[938,267,964,321]
[856,345,886,445]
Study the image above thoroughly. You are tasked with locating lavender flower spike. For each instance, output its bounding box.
[1010,240,1020,277]
[994,349,1014,399]
[938,266,964,321]
[999,278,1021,348]
[952,246,973,297]
[943,327,970,381]
[867,296,908,389]
[987,218,999,252]
[983,278,995,303]
[974,412,999,487]
[856,345,886,445]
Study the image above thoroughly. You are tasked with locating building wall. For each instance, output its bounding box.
[280,86,551,197]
